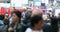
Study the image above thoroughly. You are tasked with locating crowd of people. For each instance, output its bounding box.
[0,8,60,32]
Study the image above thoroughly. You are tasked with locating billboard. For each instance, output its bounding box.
[0,0,10,3]
[0,0,10,8]
[34,0,41,6]
[0,3,10,8]
[34,2,41,6]
[11,0,28,7]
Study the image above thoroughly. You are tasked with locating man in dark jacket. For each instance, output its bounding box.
[23,10,32,27]
[51,16,58,32]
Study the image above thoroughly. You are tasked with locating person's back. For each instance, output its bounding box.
[0,25,9,32]
[0,20,4,32]
[43,23,52,32]
[0,15,9,32]
[0,15,4,26]
[23,10,31,27]
[0,20,4,26]
[51,16,58,32]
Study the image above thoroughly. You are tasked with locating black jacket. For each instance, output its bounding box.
[0,25,9,32]
[43,23,52,32]
[51,17,58,32]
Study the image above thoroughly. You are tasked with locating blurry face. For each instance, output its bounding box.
[4,19,9,25]
[12,13,19,22]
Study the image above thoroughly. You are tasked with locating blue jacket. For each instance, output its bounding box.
[0,20,4,26]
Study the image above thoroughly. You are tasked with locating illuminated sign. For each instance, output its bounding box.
[11,0,28,7]
[0,0,10,3]
[34,1,41,6]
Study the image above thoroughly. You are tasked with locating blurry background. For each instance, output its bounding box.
[0,0,59,16]
[0,0,60,32]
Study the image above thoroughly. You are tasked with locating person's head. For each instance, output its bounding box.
[11,10,21,23]
[0,15,4,20]
[30,15,43,30]
[4,18,9,25]
[31,10,42,17]
[25,10,32,19]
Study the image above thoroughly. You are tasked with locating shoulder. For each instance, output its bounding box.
[17,24,26,30]
[44,23,52,29]
[0,25,8,32]
[25,28,32,32]
[18,24,26,28]
[0,20,4,25]
[16,24,27,32]
[43,24,52,32]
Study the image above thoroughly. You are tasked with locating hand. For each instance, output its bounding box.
[8,27,13,32]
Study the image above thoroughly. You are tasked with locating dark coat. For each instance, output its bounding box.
[0,25,9,32]
[51,17,58,32]
[9,23,26,32]
[16,24,26,32]
[44,16,58,32]
[43,24,52,32]
[0,24,26,32]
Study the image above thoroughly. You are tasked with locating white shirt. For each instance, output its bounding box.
[25,28,43,32]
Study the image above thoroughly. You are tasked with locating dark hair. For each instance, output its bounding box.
[0,15,4,20]
[12,10,21,19]
[4,18,9,25]
[30,15,43,27]
[12,10,21,23]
